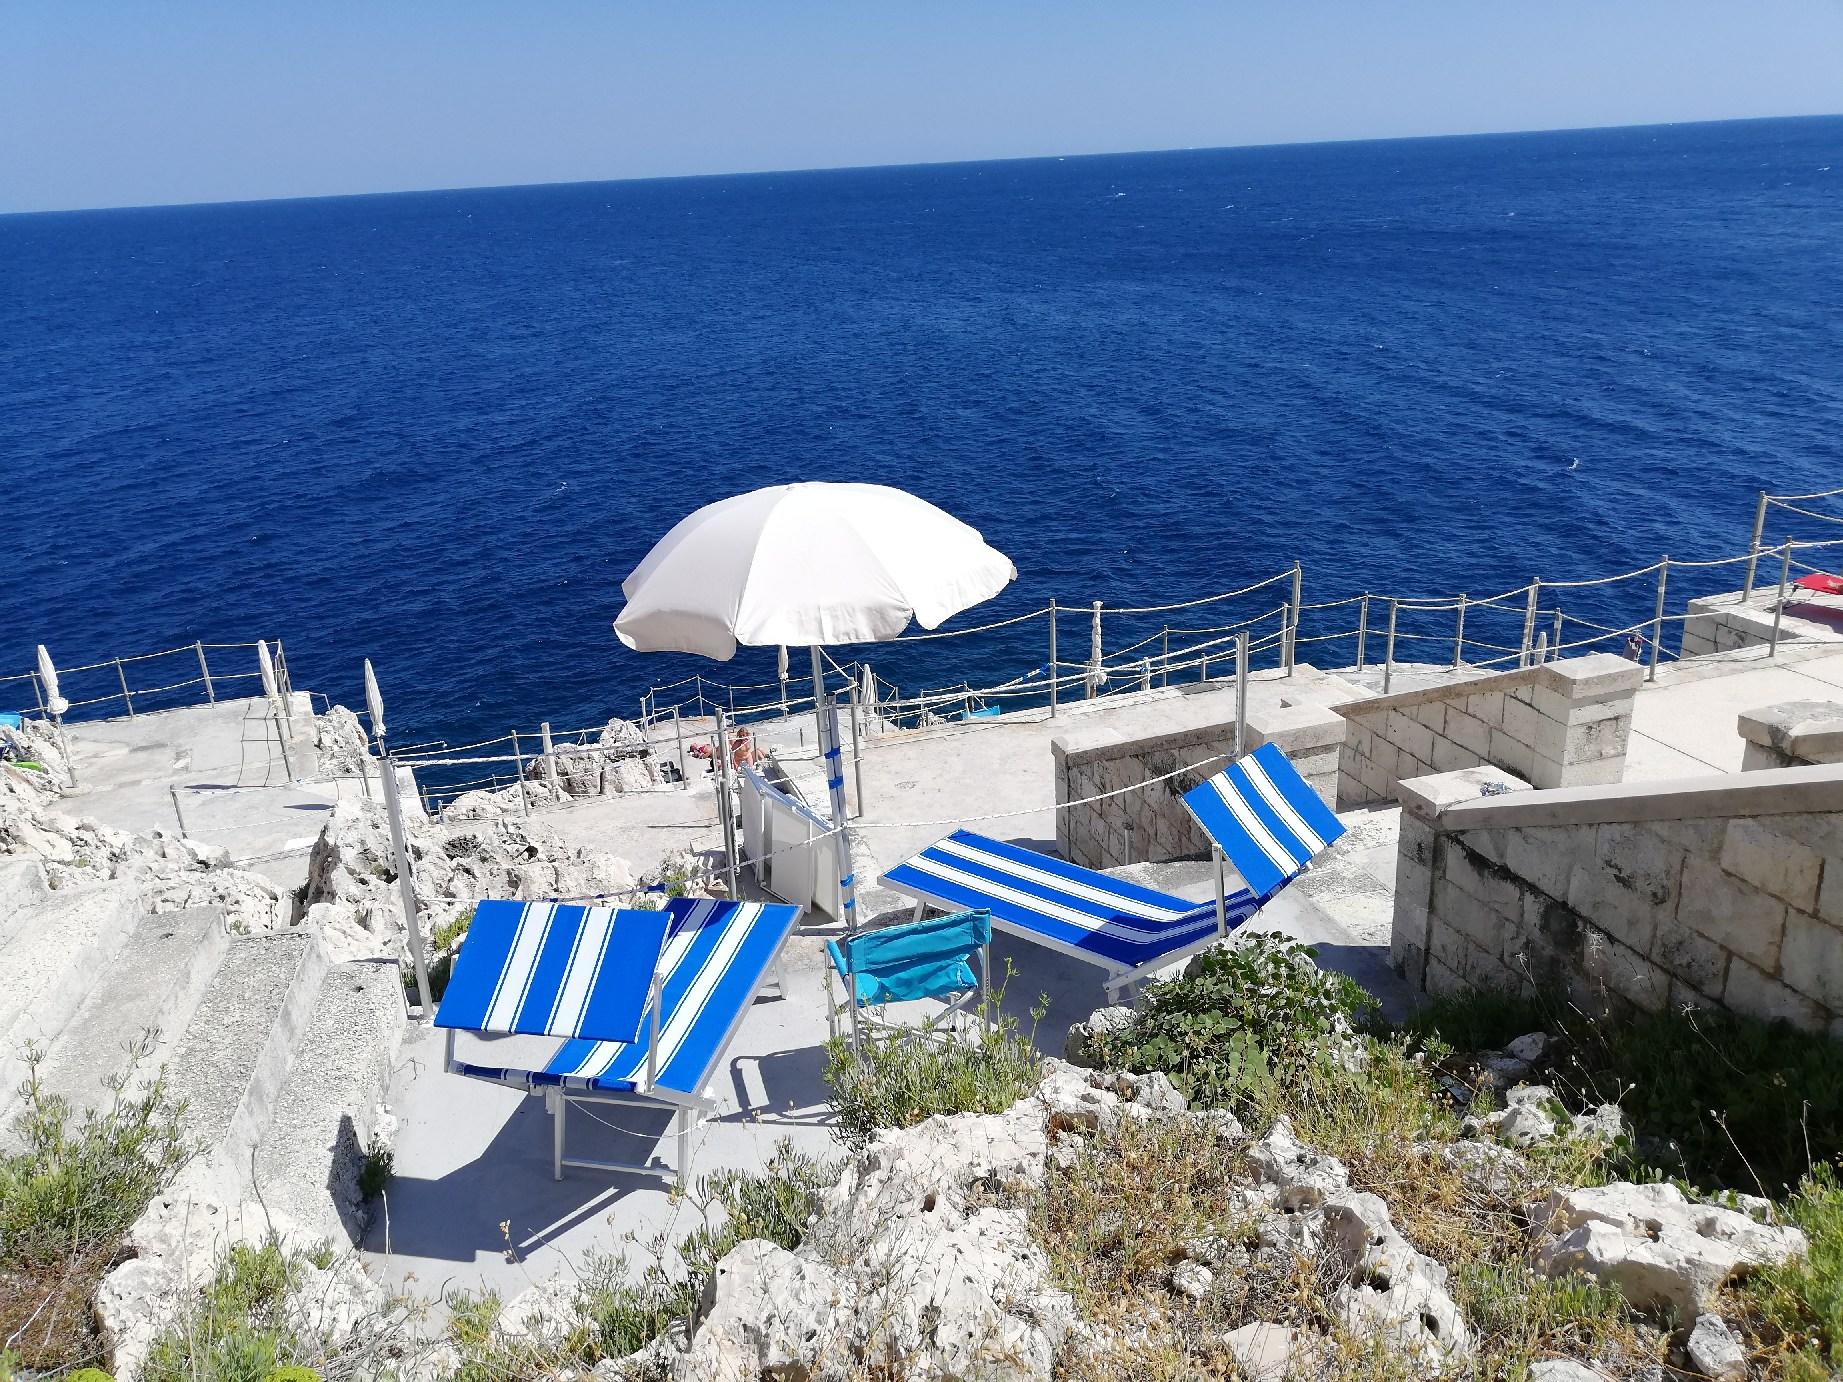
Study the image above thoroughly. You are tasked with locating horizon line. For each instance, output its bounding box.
[6,108,1839,220]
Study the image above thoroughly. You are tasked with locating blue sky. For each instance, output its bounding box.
[4,1,1842,213]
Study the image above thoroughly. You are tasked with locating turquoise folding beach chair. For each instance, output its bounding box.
[825,907,992,1042]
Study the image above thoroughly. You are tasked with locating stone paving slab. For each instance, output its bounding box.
[0,879,139,1104]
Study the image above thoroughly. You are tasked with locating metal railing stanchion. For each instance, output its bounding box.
[1235,632,1249,758]
[1451,594,1468,670]
[195,642,216,702]
[115,659,136,717]
[1383,599,1398,695]
[848,683,865,818]
[509,730,531,814]
[1047,598,1059,718]
[1771,539,1793,657]
[1355,594,1368,672]
[1649,558,1670,681]
[1285,561,1302,674]
[540,721,559,794]
[1519,581,1540,667]
[1742,491,1768,600]
[673,705,687,788]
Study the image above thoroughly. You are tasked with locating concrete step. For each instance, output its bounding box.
[251,960,408,1243]
[0,880,140,1101]
[164,929,328,1175]
[0,857,52,948]
[17,906,230,1128]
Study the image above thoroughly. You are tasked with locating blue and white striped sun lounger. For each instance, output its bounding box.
[437,895,801,1180]
[880,744,1343,1000]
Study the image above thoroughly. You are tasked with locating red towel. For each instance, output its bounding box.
[1794,573,1843,595]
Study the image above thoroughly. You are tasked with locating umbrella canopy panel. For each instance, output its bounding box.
[613,482,1017,660]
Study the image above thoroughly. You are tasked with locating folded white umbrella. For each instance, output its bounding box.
[614,482,1016,659]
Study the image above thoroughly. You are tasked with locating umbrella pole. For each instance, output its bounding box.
[810,647,858,936]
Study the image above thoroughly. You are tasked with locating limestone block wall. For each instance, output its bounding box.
[1391,762,1843,1035]
[1680,591,1839,659]
[1738,701,1843,771]
[1053,691,1346,871]
[1335,654,1639,812]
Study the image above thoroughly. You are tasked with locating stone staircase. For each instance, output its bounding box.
[0,870,407,1245]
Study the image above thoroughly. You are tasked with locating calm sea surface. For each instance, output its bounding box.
[4,117,1841,748]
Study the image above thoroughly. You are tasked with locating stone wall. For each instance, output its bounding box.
[1335,654,1639,813]
[1738,701,1843,770]
[1391,762,1843,1035]
[1679,590,1841,659]
[1052,682,1348,871]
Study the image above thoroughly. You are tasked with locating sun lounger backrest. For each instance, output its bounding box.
[827,908,990,1006]
[1181,743,1345,898]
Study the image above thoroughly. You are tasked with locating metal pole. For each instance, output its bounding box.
[378,750,433,1016]
[1451,595,1468,671]
[115,659,135,718]
[1088,600,1102,700]
[1771,539,1793,657]
[509,730,531,814]
[1649,558,1669,681]
[1519,580,1540,668]
[1286,561,1302,675]
[29,670,46,718]
[1235,632,1249,759]
[275,641,294,721]
[807,647,854,930]
[539,721,559,794]
[195,641,216,702]
[1383,598,1399,695]
[848,683,865,819]
[169,784,189,836]
[1161,629,1170,688]
[1355,595,1369,673]
[1551,608,1563,661]
[714,707,739,898]
[1047,599,1059,718]
[1742,490,1769,601]
[672,704,687,789]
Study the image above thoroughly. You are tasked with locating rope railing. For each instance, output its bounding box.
[3,638,293,724]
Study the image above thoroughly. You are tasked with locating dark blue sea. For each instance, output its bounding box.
[4,116,1841,750]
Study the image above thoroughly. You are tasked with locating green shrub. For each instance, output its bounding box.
[823,977,1044,1152]
[1087,933,1378,1115]
[357,1137,393,1201]
[1743,1162,1843,1377]
[142,1240,302,1382]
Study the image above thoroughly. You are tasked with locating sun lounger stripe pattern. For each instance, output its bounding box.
[1179,742,1346,900]
[880,829,1260,970]
[434,900,669,1043]
[451,896,798,1099]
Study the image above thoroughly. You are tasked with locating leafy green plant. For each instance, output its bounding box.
[1087,933,1377,1115]
[0,1041,191,1372]
[431,905,475,954]
[357,1136,393,1201]
[823,973,1044,1152]
[1743,1162,1843,1377]
[142,1239,302,1382]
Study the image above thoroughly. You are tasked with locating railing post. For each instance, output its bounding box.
[275,641,294,718]
[1771,539,1793,657]
[1550,608,1562,661]
[1161,629,1170,688]
[1451,594,1468,671]
[1139,657,1152,692]
[848,682,865,818]
[1047,599,1059,718]
[672,704,687,789]
[1285,561,1302,675]
[29,670,45,717]
[195,641,216,702]
[1383,598,1399,695]
[714,707,741,900]
[1087,600,1102,700]
[1742,490,1769,601]
[509,729,531,815]
[1235,631,1249,759]
[1649,558,1670,681]
[1519,580,1541,668]
[169,784,190,836]
[540,721,559,795]
[1355,595,1369,673]
[115,658,135,718]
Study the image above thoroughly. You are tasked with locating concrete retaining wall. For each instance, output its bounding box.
[1680,590,1841,659]
[1739,701,1843,770]
[1052,680,1348,871]
[1391,762,1843,1035]
[1335,654,1639,812]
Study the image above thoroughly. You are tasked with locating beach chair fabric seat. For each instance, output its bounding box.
[826,908,991,1007]
[1179,742,1345,900]
[441,895,801,1178]
[434,899,669,1043]
[878,745,1343,998]
[881,830,1260,977]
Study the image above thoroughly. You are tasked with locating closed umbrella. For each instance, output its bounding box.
[615,482,1016,927]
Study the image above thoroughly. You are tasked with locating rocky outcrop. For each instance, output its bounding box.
[1532,1181,1808,1319]
[1463,1084,1625,1151]
[311,704,374,780]
[298,797,637,963]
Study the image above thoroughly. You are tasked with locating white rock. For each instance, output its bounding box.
[675,1240,851,1381]
[1247,1115,1351,1210]
[1527,1362,1611,1382]
[1506,1031,1552,1063]
[1495,1101,1560,1148]
[1169,1260,1212,1299]
[1533,1181,1809,1318]
[1437,1140,1528,1199]
[1062,1005,1135,1068]
[1321,1192,1472,1368]
[1686,1313,1748,1381]
[1222,1322,1304,1381]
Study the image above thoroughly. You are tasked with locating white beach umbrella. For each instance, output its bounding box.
[614,483,1016,659]
[614,482,1016,926]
